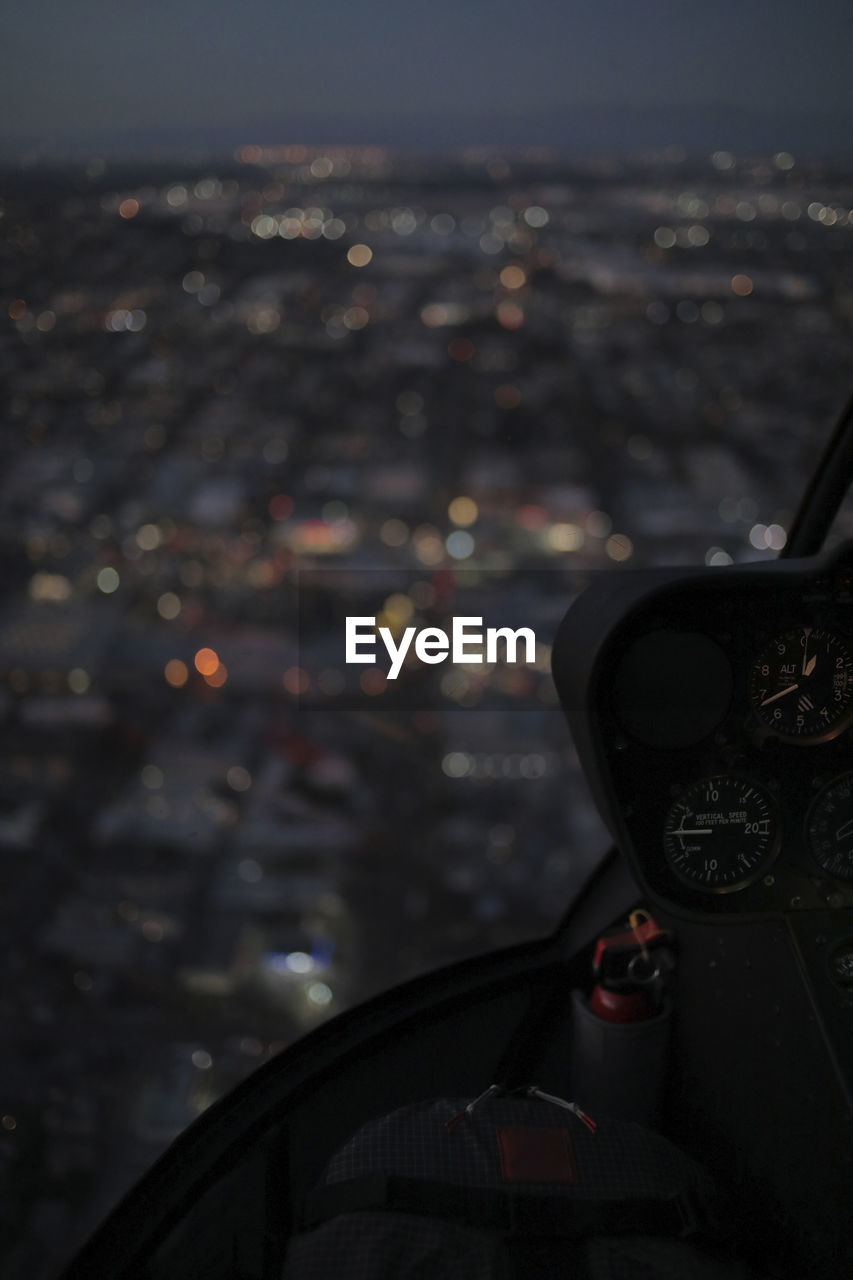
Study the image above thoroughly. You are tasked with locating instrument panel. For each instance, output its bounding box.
[552,541,853,919]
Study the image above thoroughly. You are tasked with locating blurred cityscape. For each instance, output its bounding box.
[3,141,853,1276]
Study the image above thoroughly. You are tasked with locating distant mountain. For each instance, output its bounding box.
[302,102,853,157]
[3,101,852,161]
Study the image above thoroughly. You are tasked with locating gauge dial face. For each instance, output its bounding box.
[664,776,778,893]
[749,626,853,742]
[807,773,853,881]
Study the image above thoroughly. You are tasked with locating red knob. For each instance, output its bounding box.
[588,984,652,1023]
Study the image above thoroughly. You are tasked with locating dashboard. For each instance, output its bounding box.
[553,540,853,1271]
[552,540,853,935]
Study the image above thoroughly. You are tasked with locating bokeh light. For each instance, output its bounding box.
[164,659,189,688]
[194,648,220,677]
[448,496,478,526]
[347,244,373,267]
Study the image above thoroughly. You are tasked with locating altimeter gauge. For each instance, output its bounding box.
[749,626,853,743]
[663,775,779,892]
[806,772,853,881]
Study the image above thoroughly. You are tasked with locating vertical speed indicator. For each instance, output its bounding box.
[664,776,779,893]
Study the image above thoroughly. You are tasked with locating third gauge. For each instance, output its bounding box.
[807,772,853,881]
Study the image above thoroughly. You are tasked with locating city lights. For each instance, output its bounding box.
[448,337,474,361]
[141,765,164,790]
[164,659,189,688]
[283,667,310,695]
[6,140,853,1273]
[448,496,478,526]
[523,206,549,227]
[226,766,251,792]
[205,663,228,688]
[546,523,585,552]
[194,648,220,676]
[380,518,409,547]
[446,531,475,559]
[496,301,524,330]
[346,243,373,267]
[156,592,181,620]
[68,668,91,694]
[307,983,333,1006]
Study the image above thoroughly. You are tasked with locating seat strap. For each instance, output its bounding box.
[302,1173,718,1241]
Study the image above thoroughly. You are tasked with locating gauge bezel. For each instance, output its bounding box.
[663,774,781,895]
[748,625,853,745]
[805,771,853,881]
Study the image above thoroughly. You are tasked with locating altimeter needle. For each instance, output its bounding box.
[761,683,799,706]
[802,628,813,677]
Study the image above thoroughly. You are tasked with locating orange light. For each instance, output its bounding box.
[164,659,189,688]
[194,648,220,676]
[731,273,754,296]
[283,666,310,695]
[8,299,26,320]
[205,663,228,688]
[119,198,140,219]
[499,265,526,290]
[496,301,524,330]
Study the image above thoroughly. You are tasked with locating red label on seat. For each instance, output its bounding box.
[496,1126,577,1184]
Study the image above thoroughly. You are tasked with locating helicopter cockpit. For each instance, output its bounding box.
[56,402,853,1280]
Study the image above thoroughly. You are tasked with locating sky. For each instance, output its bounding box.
[3,0,853,157]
